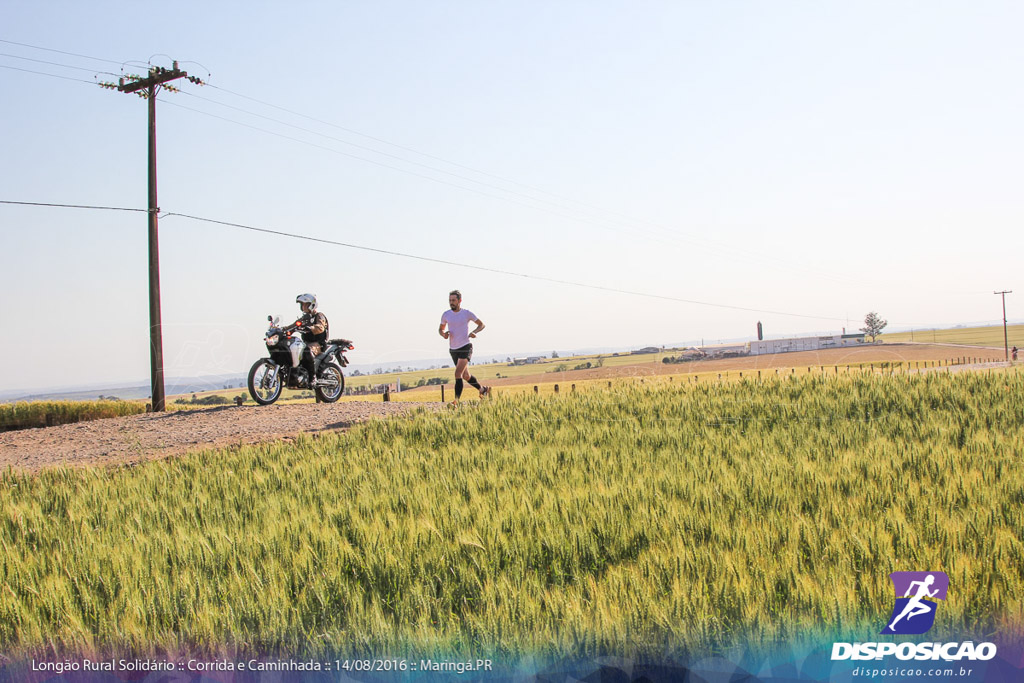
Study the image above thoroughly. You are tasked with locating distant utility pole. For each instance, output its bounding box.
[995,290,1012,361]
[100,64,203,412]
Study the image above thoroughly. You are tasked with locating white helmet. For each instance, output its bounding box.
[296,293,317,312]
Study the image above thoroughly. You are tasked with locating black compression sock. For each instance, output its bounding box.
[455,378,464,399]
[467,376,482,390]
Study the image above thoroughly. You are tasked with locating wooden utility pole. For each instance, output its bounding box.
[995,290,1012,361]
[101,64,202,411]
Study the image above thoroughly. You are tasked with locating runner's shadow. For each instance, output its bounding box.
[313,421,357,432]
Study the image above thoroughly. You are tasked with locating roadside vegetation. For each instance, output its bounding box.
[0,400,146,432]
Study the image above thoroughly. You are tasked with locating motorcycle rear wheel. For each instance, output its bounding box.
[248,359,283,405]
[315,363,345,403]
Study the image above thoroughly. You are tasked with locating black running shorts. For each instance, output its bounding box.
[449,343,473,363]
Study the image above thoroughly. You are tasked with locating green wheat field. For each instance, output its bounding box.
[0,400,146,431]
[1,370,1022,660]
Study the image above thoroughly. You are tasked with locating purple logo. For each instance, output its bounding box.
[881,572,948,635]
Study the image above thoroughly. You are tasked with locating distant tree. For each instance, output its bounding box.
[552,350,560,359]
[861,312,888,342]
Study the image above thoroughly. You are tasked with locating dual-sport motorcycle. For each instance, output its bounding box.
[247,315,354,405]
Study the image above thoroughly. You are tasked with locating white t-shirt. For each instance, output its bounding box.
[441,308,477,349]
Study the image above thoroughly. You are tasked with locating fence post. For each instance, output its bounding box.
[534,386,539,393]
[441,385,445,402]
[554,384,559,393]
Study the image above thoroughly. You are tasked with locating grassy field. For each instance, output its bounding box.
[0,400,147,431]
[1,369,1022,660]
[357,357,981,403]
[881,323,1024,349]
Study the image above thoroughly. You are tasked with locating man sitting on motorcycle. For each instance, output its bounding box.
[294,293,328,387]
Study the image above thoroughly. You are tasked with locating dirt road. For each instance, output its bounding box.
[0,401,434,473]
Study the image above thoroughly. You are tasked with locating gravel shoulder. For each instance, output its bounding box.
[0,402,437,474]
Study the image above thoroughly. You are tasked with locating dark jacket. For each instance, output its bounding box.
[298,311,328,347]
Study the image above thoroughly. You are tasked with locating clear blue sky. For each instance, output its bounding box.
[2,1,1021,391]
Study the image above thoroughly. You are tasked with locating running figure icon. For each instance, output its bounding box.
[882,571,948,635]
[887,574,938,631]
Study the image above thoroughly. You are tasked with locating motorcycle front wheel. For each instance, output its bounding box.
[248,359,284,405]
[315,363,345,403]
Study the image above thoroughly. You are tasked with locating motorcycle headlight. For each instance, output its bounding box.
[266,334,279,345]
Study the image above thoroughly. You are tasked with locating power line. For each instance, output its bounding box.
[0,199,149,212]
[0,52,120,77]
[4,59,999,304]
[159,210,848,323]
[0,38,128,66]
[0,197,974,327]
[2,59,977,297]
[0,63,96,84]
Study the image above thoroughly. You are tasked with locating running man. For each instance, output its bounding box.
[439,289,490,402]
[888,574,939,632]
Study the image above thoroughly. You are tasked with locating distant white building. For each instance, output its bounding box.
[749,333,866,356]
